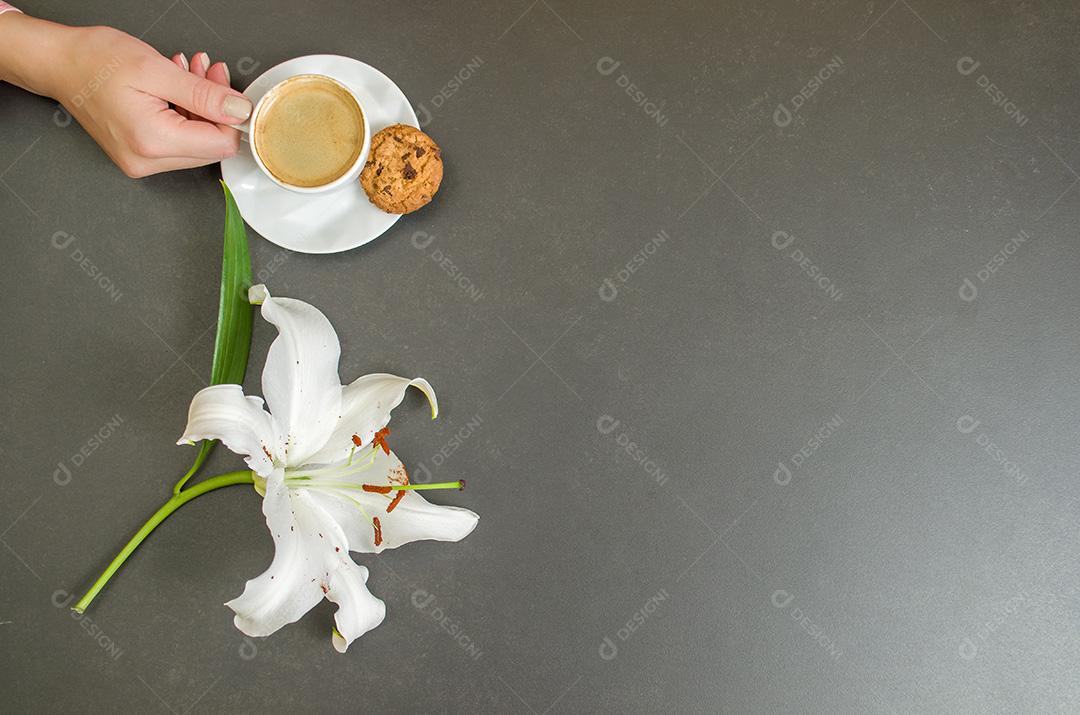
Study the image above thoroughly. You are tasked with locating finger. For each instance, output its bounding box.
[206,61,230,88]
[143,55,252,124]
[154,107,242,161]
[190,51,209,79]
[169,53,190,118]
[113,150,222,178]
[138,154,226,177]
[185,53,211,122]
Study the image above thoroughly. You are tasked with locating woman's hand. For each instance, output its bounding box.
[0,13,252,177]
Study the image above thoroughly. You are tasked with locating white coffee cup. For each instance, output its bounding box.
[238,73,370,195]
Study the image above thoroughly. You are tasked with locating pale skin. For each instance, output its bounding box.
[0,11,252,177]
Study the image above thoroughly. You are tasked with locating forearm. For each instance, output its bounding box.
[0,10,72,97]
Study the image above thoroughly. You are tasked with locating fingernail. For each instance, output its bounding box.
[196,52,210,71]
[222,62,231,85]
[178,52,189,71]
[223,94,252,121]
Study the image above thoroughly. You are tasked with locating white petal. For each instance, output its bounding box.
[304,447,478,554]
[226,470,324,636]
[304,373,438,467]
[256,286,343,466]
[176,385,276,477]
[227,470,386,649]
[326,561,386,653]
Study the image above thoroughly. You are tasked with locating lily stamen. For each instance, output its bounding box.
[286,480,466,493]
[283,447,379,483]
[371,427,391,455]
[364,481,466,492]
[362,484,392,494]
[386,490,406,513]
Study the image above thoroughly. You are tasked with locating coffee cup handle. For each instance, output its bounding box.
[234,120,252,142]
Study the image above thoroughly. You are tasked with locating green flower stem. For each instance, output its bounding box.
[172,440,216,495]
[72,470,254,614]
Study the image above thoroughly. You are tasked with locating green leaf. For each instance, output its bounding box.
[209,181,254,387]
[173,182,254,494]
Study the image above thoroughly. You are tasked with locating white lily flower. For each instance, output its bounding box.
[176,284,478,653]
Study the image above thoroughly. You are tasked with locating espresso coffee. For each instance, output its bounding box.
[252,75,364,188]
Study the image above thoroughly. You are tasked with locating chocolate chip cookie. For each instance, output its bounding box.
[360,124,443,214]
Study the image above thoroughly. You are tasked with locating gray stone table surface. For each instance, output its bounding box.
[2,0,1079,712]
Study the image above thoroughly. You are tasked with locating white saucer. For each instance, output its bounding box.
[220,55,417,255]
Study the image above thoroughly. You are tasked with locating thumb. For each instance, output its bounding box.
[148,58,252,124]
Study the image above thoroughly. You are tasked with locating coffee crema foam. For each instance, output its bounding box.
[253,75,364,188]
